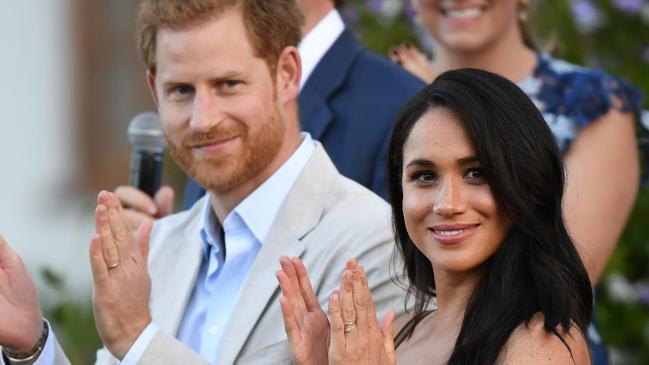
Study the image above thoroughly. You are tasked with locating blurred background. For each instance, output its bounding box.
[0,0,647,363]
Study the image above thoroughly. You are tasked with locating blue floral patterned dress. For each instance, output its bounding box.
[519,53,649,365]
[520,53,648,182]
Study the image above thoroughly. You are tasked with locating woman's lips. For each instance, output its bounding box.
[428,224,480,245]
[442,5,486,27]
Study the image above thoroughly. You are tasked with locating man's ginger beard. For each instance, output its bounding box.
[165,103,286,194]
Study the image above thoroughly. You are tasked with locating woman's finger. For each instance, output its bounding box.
[291,257,320,312]
[279,295,302,347]
[357,265,381,330]
[279,257,308,321]
[328,291,346,351]
[380,310,397,360]
[339,270,359,348]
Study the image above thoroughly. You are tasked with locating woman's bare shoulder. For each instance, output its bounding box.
[497,313,591,365]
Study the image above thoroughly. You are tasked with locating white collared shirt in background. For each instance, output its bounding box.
[298,9,345,89]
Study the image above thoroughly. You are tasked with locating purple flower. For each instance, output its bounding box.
[611,0,646,15]
[635,283,649,306]
[570,0,605,33]
[364,0,402,18]
[403,0,417,20]
[366,0,383,13]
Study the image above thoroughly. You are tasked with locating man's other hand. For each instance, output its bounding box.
[0,236,44,354]
[114,185,174,230]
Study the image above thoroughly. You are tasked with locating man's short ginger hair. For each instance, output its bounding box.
[137,0,303,74]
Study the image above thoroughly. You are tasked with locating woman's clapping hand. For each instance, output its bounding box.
[277,257,396,365]
[328,260,396,365]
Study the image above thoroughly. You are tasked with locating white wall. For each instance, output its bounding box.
[0,1,95,303]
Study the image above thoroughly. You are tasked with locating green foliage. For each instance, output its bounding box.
[40,268,101,365]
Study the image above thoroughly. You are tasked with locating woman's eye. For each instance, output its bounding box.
[465,167,485,182]
[411,171,437,184]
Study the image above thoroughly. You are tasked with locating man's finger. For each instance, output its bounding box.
[104,193,131,262]
[96,204,119,268]
[154,186,175,217]
[115,185,158,216]
[123,210,153,232]
[0,235,18,264]
[135,220,152,260]
[89,234,109,285]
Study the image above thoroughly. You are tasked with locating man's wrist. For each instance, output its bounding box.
[2,320,48,362]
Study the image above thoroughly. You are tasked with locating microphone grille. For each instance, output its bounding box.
[128,112,165,152]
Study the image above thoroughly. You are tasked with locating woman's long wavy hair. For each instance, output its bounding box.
[388,69,592,364]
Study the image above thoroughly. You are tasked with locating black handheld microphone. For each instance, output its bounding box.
[128,112,165,197]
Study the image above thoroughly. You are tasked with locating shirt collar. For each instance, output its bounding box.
[298,9,345,89]
[200,133,316,249]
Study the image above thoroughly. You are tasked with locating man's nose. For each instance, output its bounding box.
[189,91,225,132]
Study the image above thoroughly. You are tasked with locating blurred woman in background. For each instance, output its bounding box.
[391,2,646,362]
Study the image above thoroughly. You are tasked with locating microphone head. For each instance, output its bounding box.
[128,112,165,152]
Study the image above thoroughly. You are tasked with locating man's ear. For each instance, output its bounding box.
[146,71,160,106]
[275,46,301,105]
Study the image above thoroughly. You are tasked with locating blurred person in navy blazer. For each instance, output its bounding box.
[117,0,425,228]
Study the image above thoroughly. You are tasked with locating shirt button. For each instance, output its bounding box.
[208,325,219,336]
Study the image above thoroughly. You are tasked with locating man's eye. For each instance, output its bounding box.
[174,85,193,95]
[223,80,239,89]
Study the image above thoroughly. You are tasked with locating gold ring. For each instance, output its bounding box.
[108,262,120,270]
[344,322,356,334]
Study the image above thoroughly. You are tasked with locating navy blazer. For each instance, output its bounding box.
[183,29,424,208]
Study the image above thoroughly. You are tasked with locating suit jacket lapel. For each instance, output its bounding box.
[299,28,363,141]
[217,145,339,364]
[149,202,204,336]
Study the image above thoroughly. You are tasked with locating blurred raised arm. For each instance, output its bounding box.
[563,109,639,284]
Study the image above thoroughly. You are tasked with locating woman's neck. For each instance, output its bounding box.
[432,32,537,84]
[432,266,484,326]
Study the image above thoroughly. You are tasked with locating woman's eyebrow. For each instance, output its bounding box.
[404,158,434,169]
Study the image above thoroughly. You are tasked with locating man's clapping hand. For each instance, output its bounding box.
[0,236,44,354]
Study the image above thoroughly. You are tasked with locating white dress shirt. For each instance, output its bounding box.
[298,9,345,89]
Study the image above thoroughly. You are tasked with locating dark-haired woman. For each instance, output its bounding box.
[391,0,646,286]
[277,69,593,364]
